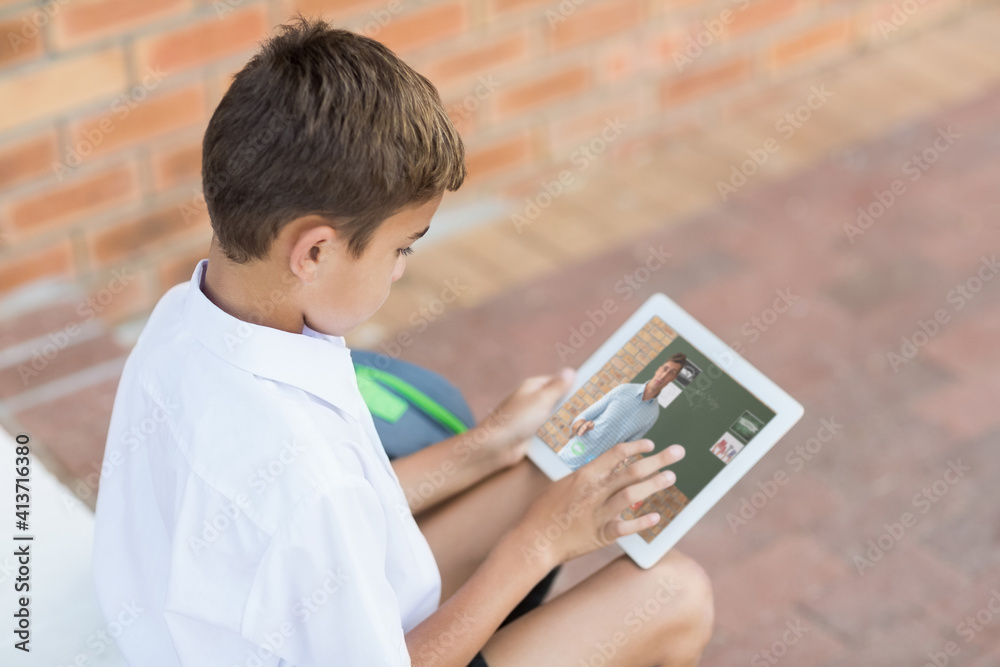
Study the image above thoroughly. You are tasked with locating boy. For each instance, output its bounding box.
[92,18,714,667]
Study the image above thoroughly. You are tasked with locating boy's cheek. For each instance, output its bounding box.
[391,258,405,282]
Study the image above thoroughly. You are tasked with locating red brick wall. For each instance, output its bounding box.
[0,0,982,325]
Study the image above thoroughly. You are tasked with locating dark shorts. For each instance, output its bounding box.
[466,565,560,667]
[467,652,490,667]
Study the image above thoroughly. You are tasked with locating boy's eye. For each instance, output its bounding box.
[397,246,414,257]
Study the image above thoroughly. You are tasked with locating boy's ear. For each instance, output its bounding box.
[288,217,342,284]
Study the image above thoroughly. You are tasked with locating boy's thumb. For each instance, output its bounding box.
[554,366,575,387]
[539,367,574,400]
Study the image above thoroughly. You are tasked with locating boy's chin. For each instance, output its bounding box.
[310,294,387,338]
[321,310,378,338]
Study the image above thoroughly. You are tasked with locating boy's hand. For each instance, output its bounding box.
[479,367,576,469]
[519,440,686,567]
[572,420,595,436]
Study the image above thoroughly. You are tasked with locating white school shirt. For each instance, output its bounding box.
[92,258,441,666]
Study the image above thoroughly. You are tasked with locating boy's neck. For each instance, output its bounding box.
[202,238,305,335]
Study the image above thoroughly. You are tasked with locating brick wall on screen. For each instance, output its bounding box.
[0,0,982,324]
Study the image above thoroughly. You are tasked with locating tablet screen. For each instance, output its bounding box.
[535,315,776,543]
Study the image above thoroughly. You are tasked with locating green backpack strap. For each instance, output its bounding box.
[354,364,469,435]
[355,366,409,423]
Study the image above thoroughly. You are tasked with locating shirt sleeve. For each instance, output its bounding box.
[577,386,618,422]
[240,478,411,667]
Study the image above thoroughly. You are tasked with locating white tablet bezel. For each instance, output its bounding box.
[526,292,805,569]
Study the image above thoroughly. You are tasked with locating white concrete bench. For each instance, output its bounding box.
[0,426,126,666]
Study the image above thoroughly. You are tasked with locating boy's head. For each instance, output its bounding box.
[200,17,465,334]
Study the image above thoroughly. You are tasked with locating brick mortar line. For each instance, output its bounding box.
[4,5,998,352]
[373,7,1000,346]
[0,319,104,371]
[1,354,126,415]
[0,401,83,508]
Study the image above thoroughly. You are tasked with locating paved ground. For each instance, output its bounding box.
[382,13,1000,667]
[2,6,999,665]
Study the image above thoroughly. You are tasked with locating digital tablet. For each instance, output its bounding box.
[527,293,804,569]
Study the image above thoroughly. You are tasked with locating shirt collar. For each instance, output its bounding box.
[181,259,362,421]
[637,382,657,403]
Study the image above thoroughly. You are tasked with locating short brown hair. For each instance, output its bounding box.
[668,352,688,366]
[201,17,466,263]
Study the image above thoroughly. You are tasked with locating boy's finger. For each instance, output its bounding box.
[521,368,574,395]
[518,375,552,392]
[593,439,654,469]
[634,445,687,476]
[545,367,575,390]
[585,439,656,494]
[537,367,575,401]
[622,444,685,481]
[606,468,676,515]
[602,512,661,541]
[585,441,685,500]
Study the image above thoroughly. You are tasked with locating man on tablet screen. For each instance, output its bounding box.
[557,353,687,469]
